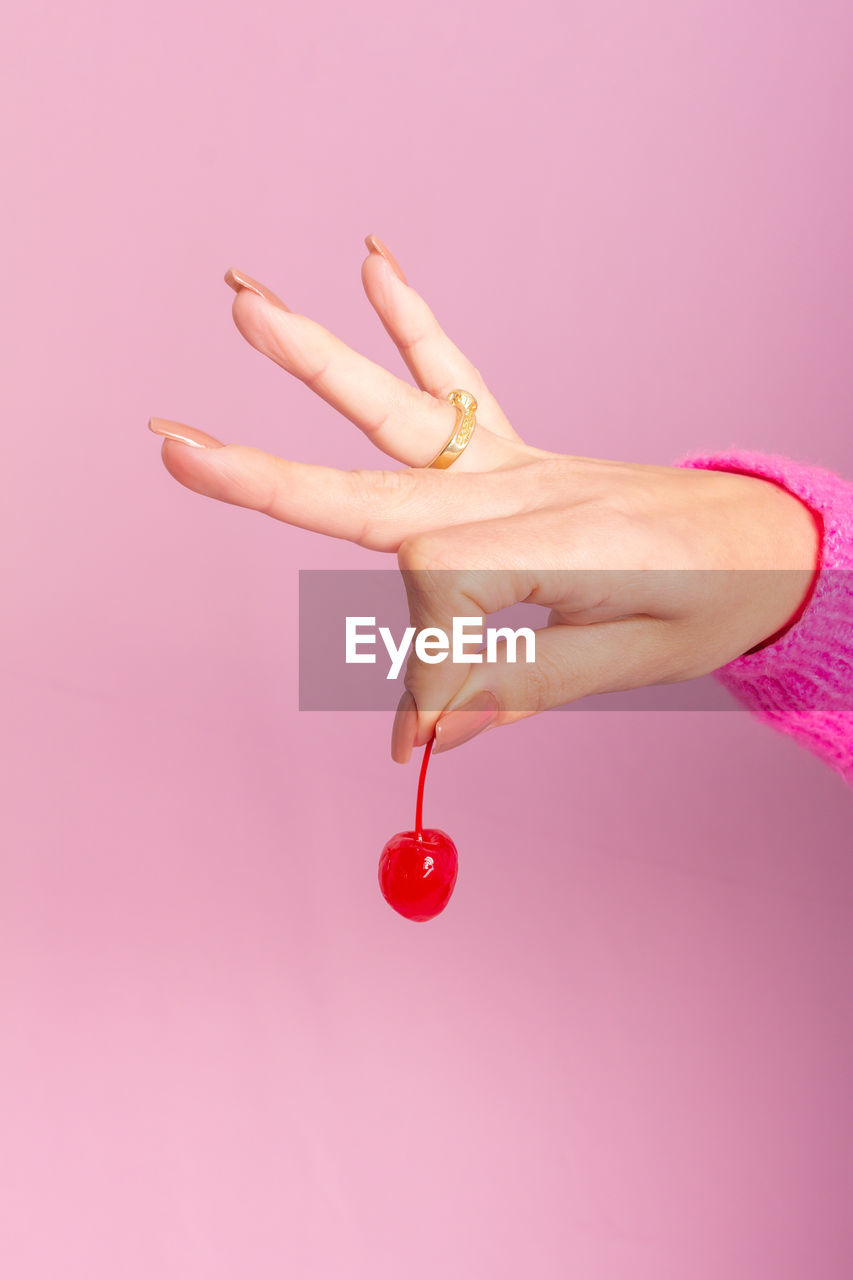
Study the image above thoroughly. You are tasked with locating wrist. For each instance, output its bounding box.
[674,451,826,656]
[744,476,822,653]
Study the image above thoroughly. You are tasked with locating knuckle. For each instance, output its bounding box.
[396,530,443,573]
[347,467,420,548]
[372,382,407,437]
[377,383,434,438]
[295,323,334,388]
[299,348,331,388]
[522,660,554,712]
[351,463,412,495]
[397,323,431,357]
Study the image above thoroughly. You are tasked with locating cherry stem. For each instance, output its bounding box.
[415,736,434,839]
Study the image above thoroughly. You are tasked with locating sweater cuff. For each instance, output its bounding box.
[674,450,853,783]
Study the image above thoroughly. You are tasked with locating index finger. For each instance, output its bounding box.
[151,427,532,550]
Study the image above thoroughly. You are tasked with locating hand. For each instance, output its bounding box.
[149,237,820,762]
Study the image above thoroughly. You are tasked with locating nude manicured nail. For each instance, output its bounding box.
[148,418,224,449]
[433,691,500,754]
[391,689,418,764]
[224,268,290,312]
[364,234,408,285]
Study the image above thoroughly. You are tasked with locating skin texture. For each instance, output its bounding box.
[149,236,821,763]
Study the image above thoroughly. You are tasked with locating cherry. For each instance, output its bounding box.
[378,827,458,922]
[378,737,458,922]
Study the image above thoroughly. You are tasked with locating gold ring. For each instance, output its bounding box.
[427,389,478,469]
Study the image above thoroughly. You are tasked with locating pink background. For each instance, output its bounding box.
[2,1,853,1275]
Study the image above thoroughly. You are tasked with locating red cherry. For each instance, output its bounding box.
[379,737,459,922]
[378,827,458,922]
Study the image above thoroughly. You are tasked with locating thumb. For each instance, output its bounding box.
[395,553,544,748]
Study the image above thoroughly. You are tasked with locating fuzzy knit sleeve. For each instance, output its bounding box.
[675,451,853,786]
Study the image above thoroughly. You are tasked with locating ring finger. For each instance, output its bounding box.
[361,236,522,444]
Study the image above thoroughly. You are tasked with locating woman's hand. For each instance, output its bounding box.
[149,237,820,762]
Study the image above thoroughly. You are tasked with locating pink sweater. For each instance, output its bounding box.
[676,451,853,786]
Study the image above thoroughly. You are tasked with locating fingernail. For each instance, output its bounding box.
[391,689,418,764]
[224,267,290,312]
[433,691,500,754]
[364,233,408,286]
[148,418,225,449]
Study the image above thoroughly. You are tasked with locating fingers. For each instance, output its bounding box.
[394,560,544,755]
[151,426,538,550]
[361,237,523,443]
[389,513,686,761]
[393,613,674,760]
[226,276,521,473]
[391,525,562,760]
[428,615,676,753]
